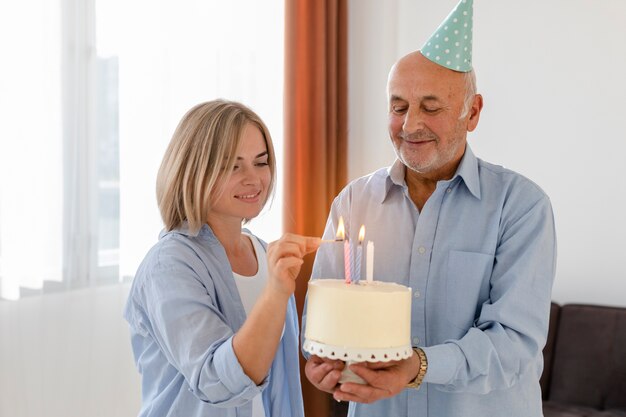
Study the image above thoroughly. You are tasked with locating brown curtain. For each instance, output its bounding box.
[283,1,348,416]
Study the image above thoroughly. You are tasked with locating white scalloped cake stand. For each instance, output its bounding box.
[303,339,413,384]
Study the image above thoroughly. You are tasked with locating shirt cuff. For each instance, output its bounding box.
[421,343,464,385]
[212,335,269,398]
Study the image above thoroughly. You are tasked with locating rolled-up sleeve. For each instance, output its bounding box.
[143,258,267,407]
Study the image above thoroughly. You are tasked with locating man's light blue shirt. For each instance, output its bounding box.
[306,146,557,417]
[124,224,304,417]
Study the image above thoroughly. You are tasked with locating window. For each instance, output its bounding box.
[0,0,284,300]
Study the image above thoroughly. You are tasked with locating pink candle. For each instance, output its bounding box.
[336,216,351,284]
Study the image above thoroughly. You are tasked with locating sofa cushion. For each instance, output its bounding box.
[548,304,626,410]
[544,401,626,417]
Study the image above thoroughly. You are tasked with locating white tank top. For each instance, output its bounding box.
[232,234,268,316]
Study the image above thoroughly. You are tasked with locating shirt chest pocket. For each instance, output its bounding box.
[445,250,493,331]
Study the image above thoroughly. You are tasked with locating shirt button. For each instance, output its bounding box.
[414,290,421,298]
[446,188,452,193]
[418,246,426,254]
[413,337,420,345]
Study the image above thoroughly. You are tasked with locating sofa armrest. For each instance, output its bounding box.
[547,304,626,410]
[540,302,561,400]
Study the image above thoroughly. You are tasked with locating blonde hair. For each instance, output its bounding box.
[156,99,276,233]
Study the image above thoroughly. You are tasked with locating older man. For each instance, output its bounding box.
[302,1,556,416]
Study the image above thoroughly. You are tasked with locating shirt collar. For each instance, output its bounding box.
[378,159,408,203]
[159,221,219,242]
[379,144,481,203]
[454,144,481,200]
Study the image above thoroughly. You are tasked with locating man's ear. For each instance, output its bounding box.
[467,94,483,132]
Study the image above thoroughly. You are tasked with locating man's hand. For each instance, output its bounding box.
[305,355,345,394]
[333,353,420,404]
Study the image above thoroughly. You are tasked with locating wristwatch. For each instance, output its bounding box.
[406,347,428,389]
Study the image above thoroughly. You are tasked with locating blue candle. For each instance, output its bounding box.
[354,225,365,282]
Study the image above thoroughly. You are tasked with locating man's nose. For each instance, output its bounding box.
[403,108,424,133]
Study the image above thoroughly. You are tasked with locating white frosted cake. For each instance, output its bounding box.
[303,279,412,364]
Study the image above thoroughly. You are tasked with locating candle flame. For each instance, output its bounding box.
[358,225,365,243]
[336,216,346,240]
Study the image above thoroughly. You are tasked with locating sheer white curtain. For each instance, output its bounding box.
[0,0,64,300]
[0,0,284,300]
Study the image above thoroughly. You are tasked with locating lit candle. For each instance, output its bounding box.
[354,225,365,282]
[336,217,351,284]
[344,239,351,284]
[336,216,346,241]
[366,241,374,283]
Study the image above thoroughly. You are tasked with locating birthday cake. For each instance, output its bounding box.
[303,279,413,363]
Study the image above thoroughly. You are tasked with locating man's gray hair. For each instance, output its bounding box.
[459,70,477,119]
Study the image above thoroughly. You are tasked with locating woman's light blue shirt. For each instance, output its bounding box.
[305,145,557,417]
[124,224,304,417]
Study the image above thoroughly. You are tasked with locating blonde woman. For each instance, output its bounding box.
[124,100,318,417]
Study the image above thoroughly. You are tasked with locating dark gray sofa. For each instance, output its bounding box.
[541,303,626,417]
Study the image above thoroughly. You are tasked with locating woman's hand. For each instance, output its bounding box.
[233,233,319,384]
[266,233,320,296]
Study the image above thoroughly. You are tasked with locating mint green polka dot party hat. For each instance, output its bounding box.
[420,0,474,72]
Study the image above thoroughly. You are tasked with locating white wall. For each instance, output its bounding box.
[0,285,140,417]
[2,5,624,416]
[348,0,626,307]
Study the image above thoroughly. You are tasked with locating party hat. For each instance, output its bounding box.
[420,0,474,72]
